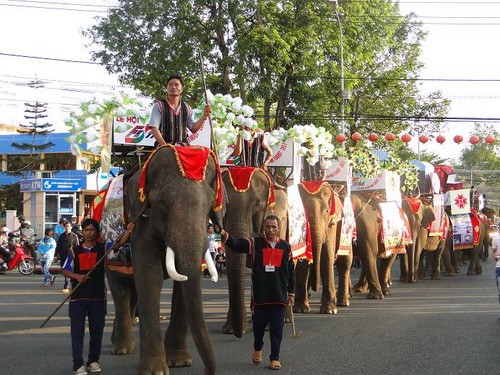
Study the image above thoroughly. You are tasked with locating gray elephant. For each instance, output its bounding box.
[294,181,347,314]
[398,196,436,283]
[113,145,223,375]
[221,166,286,337]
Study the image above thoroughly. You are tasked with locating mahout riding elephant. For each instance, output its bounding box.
[294,181,347,314]
[221,166,286,337]
[114,145,223,375]
[398,196,436,283]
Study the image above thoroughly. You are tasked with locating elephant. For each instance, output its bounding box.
[111,145,224,375]
[398,196,436,283]
[293,181,347,314]
[221,166,286,337]
[419,213,450,280]
[351,192,401,299]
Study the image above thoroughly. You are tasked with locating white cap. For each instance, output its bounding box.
[25,220,31,225]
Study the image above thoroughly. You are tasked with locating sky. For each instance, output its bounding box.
[0,0,499,162]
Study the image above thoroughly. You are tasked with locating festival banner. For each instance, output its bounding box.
[287,184,310,261]
[338,196,355,256]
[450,213,474,250]
[379,202,406,257]
[449,189,470,215]
[352,170,401,204]
[428,194,446,237]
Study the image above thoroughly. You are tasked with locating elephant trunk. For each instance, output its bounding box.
[165,247,188,282]
[309,219,326,292]
[225,220,252,338]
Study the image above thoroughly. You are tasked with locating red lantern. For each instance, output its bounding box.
[418,135,429,144]
[485,135,496,144]
[469,135,480,145]
[351,132,362,142]
[401,133,412,143]
[336,134,346,143]
[436,135,446,144]
[368,133,378,142]
[453,135,463,144]
[384,132,395,142]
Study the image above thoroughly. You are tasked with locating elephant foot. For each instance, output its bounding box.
[221,320,251,335]
[138,355,168,375]
[354,283,368,293]
[336,296,350,307]
[431,274,441,280]
[319,304,338,314]
[112,341,135,355]
[445,272,455,277]
[166,348,193,368]
[367,291,384,300]
[293,302,310,313]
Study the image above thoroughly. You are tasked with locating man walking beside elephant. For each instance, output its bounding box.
[215,215,295,371]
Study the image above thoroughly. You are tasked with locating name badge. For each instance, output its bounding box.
[265,265,275,272]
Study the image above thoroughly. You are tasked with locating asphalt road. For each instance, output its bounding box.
[1,258,499,375]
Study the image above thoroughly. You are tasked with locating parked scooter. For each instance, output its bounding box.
[0,239,36,275]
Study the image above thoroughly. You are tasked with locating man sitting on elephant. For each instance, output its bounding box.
[215,215,295,371]
[229,124,273,169]
[149,74,211,146]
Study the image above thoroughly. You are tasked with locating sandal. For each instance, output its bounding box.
[50,276,56,286]
[40,283,47,287]
[252,350,262,365]
[270,360,281,370]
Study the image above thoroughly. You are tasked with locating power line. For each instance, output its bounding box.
[0,52,101,65]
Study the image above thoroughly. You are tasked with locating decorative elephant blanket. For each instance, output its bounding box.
[300,180,337,215]
[449,213,476,250]
[226,166,275,207]
[138,144,223,210]
[379,202,411,257]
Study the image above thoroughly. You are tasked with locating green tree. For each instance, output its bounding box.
[0,183,22,212]
[84,0,449,141]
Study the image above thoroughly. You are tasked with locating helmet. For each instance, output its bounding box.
[24,220,31,226]
[1,227,10,233]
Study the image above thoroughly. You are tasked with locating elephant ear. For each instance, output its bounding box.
[421,206,436,228]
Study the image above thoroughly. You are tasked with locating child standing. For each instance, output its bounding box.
[38,228,57,287]
[214,247,226,276]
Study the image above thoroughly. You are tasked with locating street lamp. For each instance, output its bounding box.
[330,0,350,135]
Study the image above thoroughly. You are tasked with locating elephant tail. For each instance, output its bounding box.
[165,246,188,282]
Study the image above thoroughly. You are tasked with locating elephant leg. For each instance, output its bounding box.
[431,239,446,280]
[336,252,352,307]
[467,245,483,275]
[106,269,135,355]
[379,255,396,296]
[134,250,168,375]
[293,260,311,313]
[418,252,427,280]
[399,253,408,282]
[165,281,193,367]
[319,245,337,314]
[353,266,369,293]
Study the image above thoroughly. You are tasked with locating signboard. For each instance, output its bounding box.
[352,170,401,203]
[379,201,407,257]
[449,189,470,215]
[325,157,351,182]
[450,213,474,250]
[113,116,211,148]
[287,184,309,260]
[338,196,355,256]
[20,178,83,192]
[218,140,295,168]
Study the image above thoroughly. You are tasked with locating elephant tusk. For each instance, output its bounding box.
[205,250,218,283]
[165,247,188,282]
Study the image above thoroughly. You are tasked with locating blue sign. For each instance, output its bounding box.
[20,178,82,192]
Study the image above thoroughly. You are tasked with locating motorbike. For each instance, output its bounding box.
[0,240,36,275]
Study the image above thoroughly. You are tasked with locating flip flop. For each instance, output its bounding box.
[252,350,262,365]
[270,360,281,370]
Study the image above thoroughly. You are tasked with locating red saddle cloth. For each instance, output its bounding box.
[227,166,275,206]
[404,197,421,213]
[300,180,336,216]
[138,145,223,210]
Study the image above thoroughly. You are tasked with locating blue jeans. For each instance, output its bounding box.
[69,300,107,371]
[41,257,54,285]
[252,304,286,361]
[496,267,500,306]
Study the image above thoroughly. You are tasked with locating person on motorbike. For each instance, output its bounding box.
[20,220,36,260]
[0,227,11,273]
